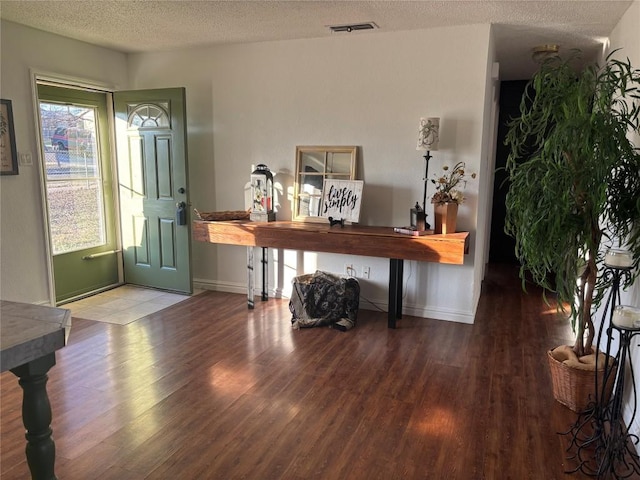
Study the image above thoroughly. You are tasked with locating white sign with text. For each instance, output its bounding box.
[321,179,363,223]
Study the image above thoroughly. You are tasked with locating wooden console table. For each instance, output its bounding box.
[1,300,71,480]
[193,220,469,328]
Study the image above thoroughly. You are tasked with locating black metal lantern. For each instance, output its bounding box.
[250,164,276,222]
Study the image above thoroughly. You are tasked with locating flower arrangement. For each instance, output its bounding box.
[430,161,476,205]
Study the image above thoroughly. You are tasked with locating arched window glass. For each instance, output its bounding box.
[127,103,169,128]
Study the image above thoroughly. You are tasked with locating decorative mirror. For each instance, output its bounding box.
[293,146,357,222]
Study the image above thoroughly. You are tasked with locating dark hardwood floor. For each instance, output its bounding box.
[1,265,597,479]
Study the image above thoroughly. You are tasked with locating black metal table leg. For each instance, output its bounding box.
[247,246,254,309]
[396,259,403,319]
[388,258,403,328]
[261,247,268,301]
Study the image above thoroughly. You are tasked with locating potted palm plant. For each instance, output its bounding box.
[504,50,640,411]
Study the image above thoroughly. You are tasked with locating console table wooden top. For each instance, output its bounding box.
[192,220,469,264]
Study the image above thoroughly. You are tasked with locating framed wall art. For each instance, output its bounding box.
[1,99,18,175]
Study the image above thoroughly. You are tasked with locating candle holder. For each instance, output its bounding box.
[612,305,640,329]
[250,164,276,222]
[410,202,426,231]
[605,249,633,269]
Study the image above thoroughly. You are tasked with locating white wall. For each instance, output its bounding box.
[0,21,128,304]
[3,5,637,448]
[606,0,640,446]
[128,25,492,323]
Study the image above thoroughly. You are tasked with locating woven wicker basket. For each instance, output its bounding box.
[194,208,250,222]
[547,349,616,412]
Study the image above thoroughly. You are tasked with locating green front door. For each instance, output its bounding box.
[38,84,119,303]
[114,88,192,294]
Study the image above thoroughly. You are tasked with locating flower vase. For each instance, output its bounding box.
[434,202,458,234]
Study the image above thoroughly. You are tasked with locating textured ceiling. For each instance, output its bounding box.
[0,0,635,80]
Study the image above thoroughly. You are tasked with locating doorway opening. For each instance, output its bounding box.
[489,80,529,265]
[35,78,193,305]
[37,82,121,304]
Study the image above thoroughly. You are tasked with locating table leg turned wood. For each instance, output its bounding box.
[10,353,58,480]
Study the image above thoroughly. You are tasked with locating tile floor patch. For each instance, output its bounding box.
[65,286,202,325]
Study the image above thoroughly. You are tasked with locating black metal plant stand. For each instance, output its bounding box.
[563,264,640,479]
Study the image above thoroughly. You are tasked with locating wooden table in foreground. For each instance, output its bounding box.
[193,220,469,328]
[1,300,71,480]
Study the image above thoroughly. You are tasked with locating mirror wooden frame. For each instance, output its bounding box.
[293,146,357,222]
[0,99,18,175]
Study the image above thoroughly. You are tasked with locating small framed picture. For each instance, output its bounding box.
[321,179,364,223]
[0,99,18,175]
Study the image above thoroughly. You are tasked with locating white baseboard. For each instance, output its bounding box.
[193,278,246,295]
[403,303,475,324]
[194,278,474,324]
[363,298,475,324]
[193,278,282,298]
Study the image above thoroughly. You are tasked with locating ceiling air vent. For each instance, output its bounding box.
[328,22,378,33]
